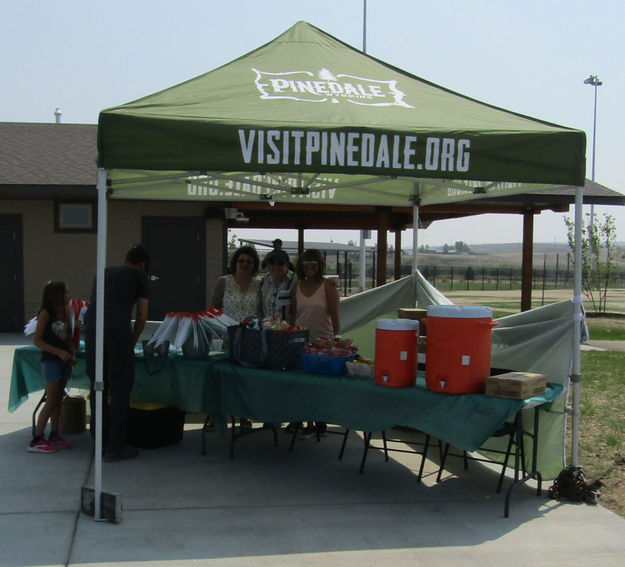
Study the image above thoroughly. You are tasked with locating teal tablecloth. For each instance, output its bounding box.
[211,363,562,452]
[9,346,91,412]
[9,346,562,453]
[8,346,224,415]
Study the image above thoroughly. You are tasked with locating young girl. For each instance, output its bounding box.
[29,281,76,452]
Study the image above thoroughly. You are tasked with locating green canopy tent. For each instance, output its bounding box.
[92,21,586,519]
[98,21,584,193]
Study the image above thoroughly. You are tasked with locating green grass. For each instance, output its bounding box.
[492,310,515,319]
[434,282,525,292]
[430,281,582,293]
[578,351,625,516]
[580,351,625,443]
[443,300,542,319]
[443,290,625,339]
[585,319,625,341]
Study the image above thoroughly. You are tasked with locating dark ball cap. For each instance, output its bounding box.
[264,249,289,265]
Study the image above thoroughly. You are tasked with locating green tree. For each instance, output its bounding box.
[564,213,624,313]
[455,240,471,253]
[442,243,449,254]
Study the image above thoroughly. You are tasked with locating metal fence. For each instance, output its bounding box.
[418,265,625,292]
[324,254,625,296]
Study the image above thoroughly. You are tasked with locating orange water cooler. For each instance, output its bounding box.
[425,305,496,394]
[375,319,419,388]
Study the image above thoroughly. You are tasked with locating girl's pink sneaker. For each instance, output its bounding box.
[48,433,73,449]
[28,438,58,453]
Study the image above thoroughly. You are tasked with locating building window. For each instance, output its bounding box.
[54,201,96,233]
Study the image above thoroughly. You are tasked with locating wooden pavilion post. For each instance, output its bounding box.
[521,209,535,311]
[297,226,304,259]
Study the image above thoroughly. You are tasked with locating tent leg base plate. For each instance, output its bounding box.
[81,485,122,523]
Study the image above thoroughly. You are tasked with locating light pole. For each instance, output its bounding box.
[584,74,602,226]
[359,0,367,291]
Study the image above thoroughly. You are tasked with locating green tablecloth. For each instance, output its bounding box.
[9,346,562,452]
[9,346,91,412]
[211,363,561,452]
[8,346,223,415]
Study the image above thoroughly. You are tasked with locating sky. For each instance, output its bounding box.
[2,0,624,247]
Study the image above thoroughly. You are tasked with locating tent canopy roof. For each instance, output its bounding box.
[98,21,586,207]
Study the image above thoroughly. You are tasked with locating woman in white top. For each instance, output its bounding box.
[211,245,261,322]
[211,245,261,430]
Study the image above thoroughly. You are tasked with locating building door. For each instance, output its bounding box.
[0,215,25,332]
[142,217,206,321]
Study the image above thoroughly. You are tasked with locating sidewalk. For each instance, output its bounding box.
[583,340,625,352]
[2,336,625,566]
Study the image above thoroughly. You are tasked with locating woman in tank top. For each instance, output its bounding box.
[291,249,340,342]
[288,249,340,437]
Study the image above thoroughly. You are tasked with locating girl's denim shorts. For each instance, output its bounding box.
[41,361,72,382]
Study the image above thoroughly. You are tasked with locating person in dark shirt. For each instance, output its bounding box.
[85,244,150,462]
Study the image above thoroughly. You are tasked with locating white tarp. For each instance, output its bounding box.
[339,273,577,479]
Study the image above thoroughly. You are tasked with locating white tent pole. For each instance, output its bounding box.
[94,168,108,520]
[359,231,366,292]
[412,206,419,275]
[571,184,584,468]
[359,1,368,293]
[412,183,420,306]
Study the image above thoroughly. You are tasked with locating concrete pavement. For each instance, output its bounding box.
[2,335,625,566]
[584,340,625,352]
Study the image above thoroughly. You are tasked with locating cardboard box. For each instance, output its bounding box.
[485,372,547,400]
[60,395,87,434]
[397,308,427,336]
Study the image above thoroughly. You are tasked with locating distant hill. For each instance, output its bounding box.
[407,242,582,268]
[413,241,625,255]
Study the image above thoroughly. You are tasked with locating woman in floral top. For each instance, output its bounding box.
[211,245,261,322]
[211,245,261,430]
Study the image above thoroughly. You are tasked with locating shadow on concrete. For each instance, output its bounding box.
[16,426,553,565]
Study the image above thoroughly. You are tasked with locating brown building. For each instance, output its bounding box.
[0,122,224,331]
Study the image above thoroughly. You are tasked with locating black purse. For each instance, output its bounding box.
[228,325,308,370]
